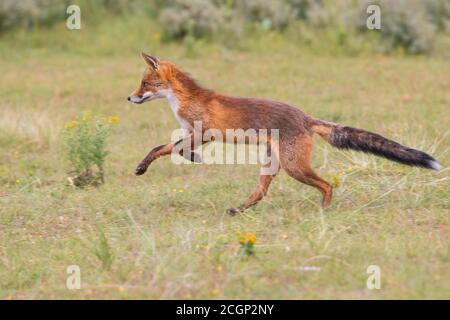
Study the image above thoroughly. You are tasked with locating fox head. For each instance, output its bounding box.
[127,53,171,104]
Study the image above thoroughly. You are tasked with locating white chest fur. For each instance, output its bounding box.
[161,89,192,132]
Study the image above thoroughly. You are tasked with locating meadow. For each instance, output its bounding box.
[0,15,449,299]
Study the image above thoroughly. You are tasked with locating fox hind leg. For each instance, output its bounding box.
[281,135,333,208]
[226,158,280,215]
[284,165,333,208]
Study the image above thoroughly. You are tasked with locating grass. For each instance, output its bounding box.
[0,15,449,299]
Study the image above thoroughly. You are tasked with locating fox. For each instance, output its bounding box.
[128,52,442,215]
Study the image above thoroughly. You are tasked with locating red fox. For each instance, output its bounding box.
[128,53,442,214]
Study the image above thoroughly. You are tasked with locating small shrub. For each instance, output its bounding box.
[213,0,246,48]
[355,0,436,54]
[94,227,114,270]
[63,112,118,188]
[239,0,295,30]
[0,0,39,31]
[0,0,155,32]
[302,0,329,27]
[381,0,436,54]
[288,0,317,20]
[159,0,294,41]
[0,0,73,32]
[424,0,450,30]
[159,0,224,39]
[302,0,360,29]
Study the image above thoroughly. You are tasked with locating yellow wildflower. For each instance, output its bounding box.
[239,232,256,245]
[65,120,78,130]
[107,116,120,125]
[331,175,340,188]
[82,111,92,121]
[246,232,256,244]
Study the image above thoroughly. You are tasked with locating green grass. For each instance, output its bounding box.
[0,15,449,299]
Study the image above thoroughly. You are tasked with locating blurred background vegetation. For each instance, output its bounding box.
[1,0,449,55]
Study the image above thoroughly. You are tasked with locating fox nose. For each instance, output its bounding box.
[127,96,131,101]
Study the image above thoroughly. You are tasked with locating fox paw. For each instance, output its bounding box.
[134,163,148,176]
[226,207,240,216]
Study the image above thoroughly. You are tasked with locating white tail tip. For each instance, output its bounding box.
[429,160,443,171]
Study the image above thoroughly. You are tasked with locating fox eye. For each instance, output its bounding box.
[142,81,150,86]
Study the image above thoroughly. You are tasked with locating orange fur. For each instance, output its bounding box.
[128,53,441,214]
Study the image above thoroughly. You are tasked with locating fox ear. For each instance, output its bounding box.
[141,52,160,70]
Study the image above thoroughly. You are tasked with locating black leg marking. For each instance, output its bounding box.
[135,144,166,175]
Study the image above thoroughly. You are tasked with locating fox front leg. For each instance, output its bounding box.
[134,136,203,176]
[135,143,172,175]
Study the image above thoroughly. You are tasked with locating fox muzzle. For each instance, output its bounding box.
[127,91,164,104]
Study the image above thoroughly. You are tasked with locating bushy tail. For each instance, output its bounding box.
[312,120,442,170]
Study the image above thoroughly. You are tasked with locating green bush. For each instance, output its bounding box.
[63,112,118,188]
[293,0,444,54]
[0,0,40,31]
[353,0,438,54]
[1,0,448,54]
[159,0,295,40]
[0,0,76,32]
[383,1,436,54]
[0,0,154,32]
[424,0,450,30]
[94,226,114,270]
[239,0,294,30]
[159,0,224,39]
[288,0,318,20]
